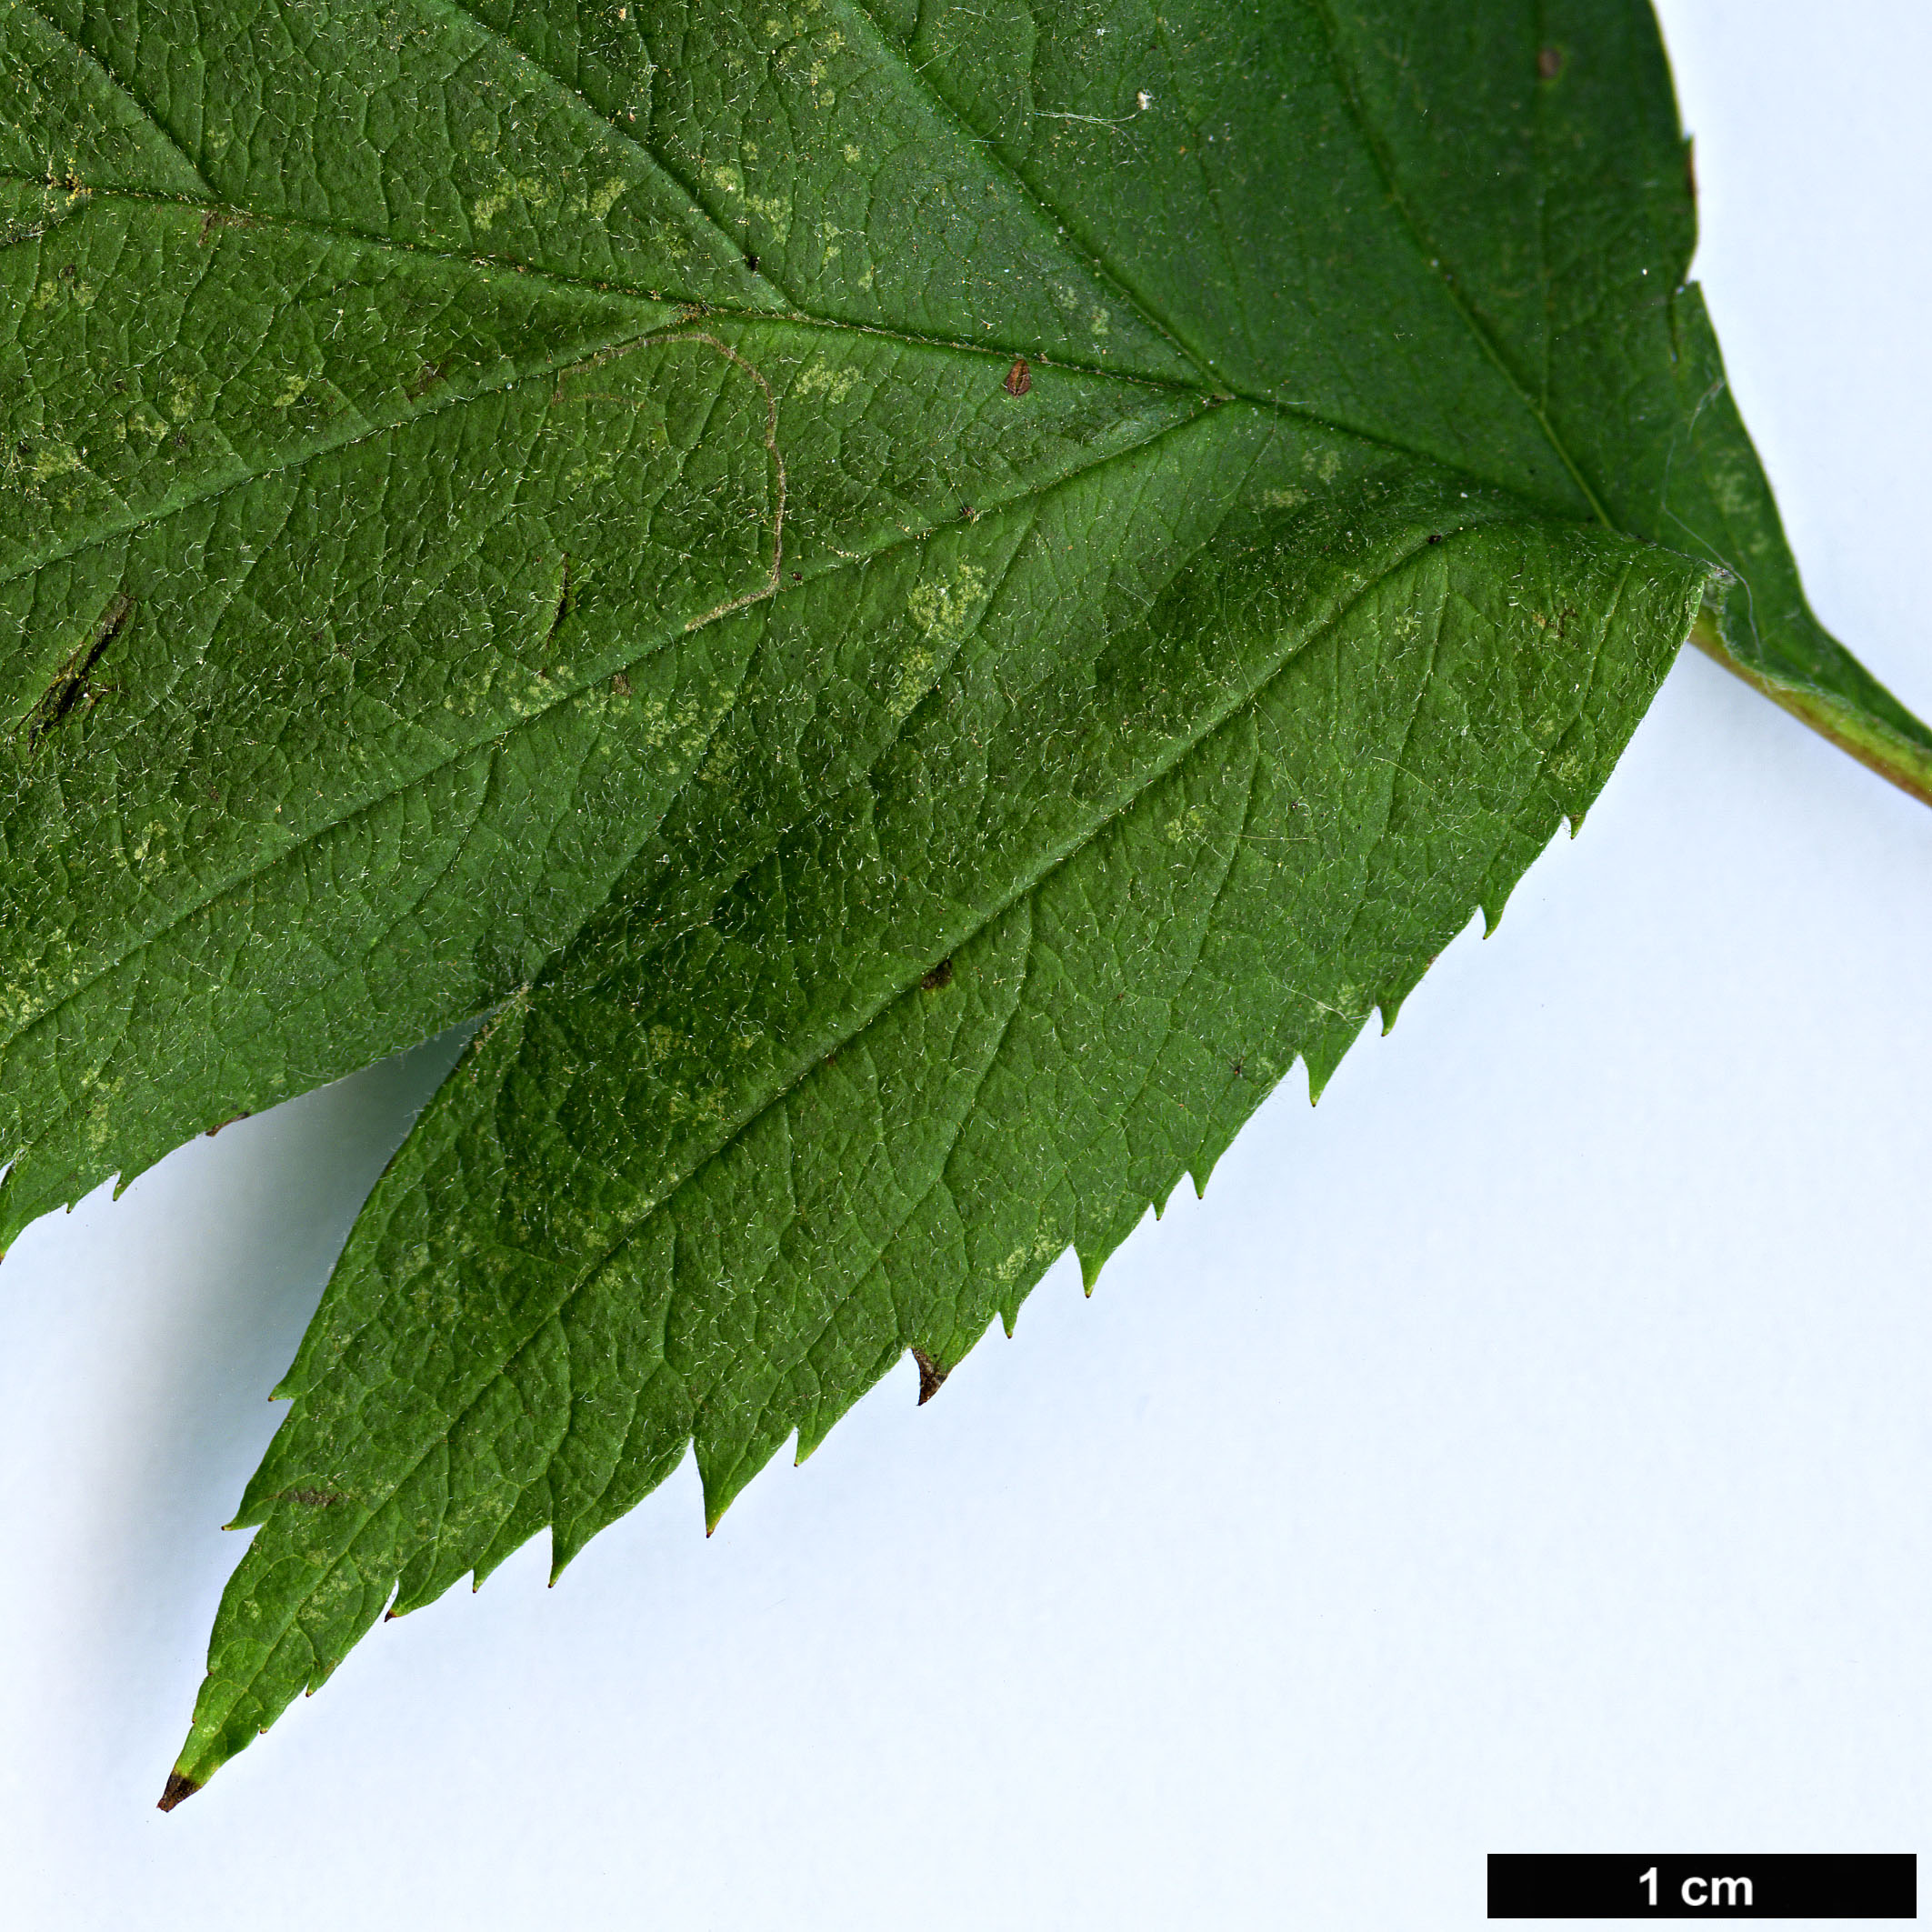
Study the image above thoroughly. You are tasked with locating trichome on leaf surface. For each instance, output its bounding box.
[2,0,1923,1807]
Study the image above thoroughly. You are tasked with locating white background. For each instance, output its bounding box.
[2,5,1926,1925]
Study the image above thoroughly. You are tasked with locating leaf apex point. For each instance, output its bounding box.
[156,1771,200,1813]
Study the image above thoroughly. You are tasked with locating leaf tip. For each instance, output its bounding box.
[156,1770,200,1813]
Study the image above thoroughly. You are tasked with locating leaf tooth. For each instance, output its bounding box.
[1078,1243,1108,1296]
[910,1346,950,1405]
[470,1480,556,1592]
[1303,1027,1356,1106]
[696,1430,768,1535]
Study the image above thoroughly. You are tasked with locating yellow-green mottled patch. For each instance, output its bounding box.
[906,561,988,645]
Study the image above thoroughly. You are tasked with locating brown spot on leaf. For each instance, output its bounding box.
[195,205,249,245]
[1004,355,1032,397]
[920,958,954,991]
[546,554,572,643]
[204,1110,252,1137]
[24,592,132,756]
[405,360,445,400]
[157,1771,200,1812]
[1426,531,1445,544]
[275,1486,346,1508]
[611,670,632,696]
[913,1347,949,1405]
[1537,45,1564,81]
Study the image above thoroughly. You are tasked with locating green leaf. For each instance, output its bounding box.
[0,0,1915,1798]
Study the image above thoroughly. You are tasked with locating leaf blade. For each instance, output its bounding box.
[174,475,1706,1787]
[0,0,1914,1797]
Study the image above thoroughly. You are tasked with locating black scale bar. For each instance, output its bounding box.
[1488,1854,1916,1919]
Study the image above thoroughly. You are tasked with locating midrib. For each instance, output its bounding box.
[4,175,1471,587]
